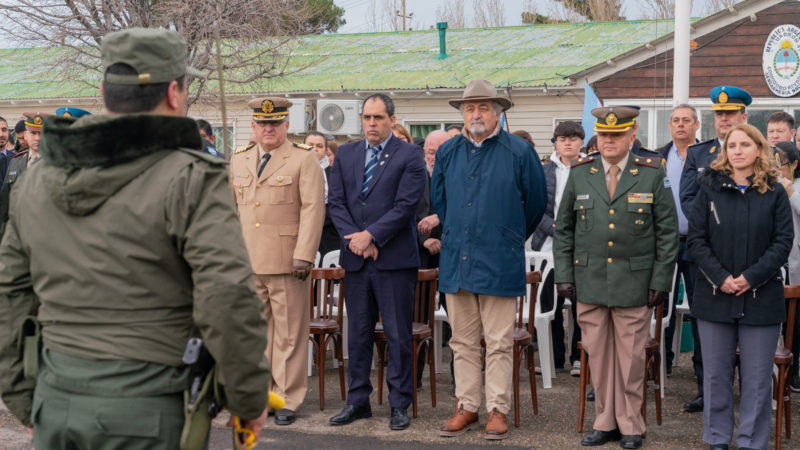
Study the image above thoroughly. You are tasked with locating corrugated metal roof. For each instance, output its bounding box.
[0,20,684,99]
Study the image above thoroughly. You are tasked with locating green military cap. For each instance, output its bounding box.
[23,112,52,129]
[592,106,639,133]
[101,27,202,85]
[247,97,292,122]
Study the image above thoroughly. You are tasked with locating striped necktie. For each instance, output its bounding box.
[258,152,271,177]
[362,145,380,195]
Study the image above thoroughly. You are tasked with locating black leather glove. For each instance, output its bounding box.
[647,289,667,307]
[556,283,577,301]
[291,259,313,280]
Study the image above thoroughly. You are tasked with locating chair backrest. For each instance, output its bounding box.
[413,268,438,328]
[782,285,800,351]
[526,251,556,318]
[652,264,679,336]
[520,271,542,333]
[309,267,346,324]
[321,250,341,268]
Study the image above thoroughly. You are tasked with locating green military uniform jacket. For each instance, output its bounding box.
[553,152,679,307]
[0,150,33,237]
[0,114,270,425]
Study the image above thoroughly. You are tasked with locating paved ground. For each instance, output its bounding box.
[2,347,798,449]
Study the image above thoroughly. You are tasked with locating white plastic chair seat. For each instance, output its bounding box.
[526,251,557,389]
[650,265,680,398]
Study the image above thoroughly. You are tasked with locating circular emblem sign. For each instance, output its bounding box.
[763,24,800,97]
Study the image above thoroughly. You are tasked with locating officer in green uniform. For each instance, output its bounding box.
[0,28,270,449]
[553,106,678,449]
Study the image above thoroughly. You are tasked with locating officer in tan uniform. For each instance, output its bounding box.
[230,97,326,425]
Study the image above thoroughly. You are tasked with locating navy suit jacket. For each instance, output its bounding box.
[328,135,427,272]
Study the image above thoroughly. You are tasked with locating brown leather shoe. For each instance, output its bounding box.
[484,408,508,440]
[439,404,479,437]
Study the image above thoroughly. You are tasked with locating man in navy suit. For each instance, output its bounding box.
[327,94,427,430]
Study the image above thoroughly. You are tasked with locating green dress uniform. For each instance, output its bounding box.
[553,153,678,305]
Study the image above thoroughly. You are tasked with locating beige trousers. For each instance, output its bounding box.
[577,302,651,435]
[446,289,516,415]
[255,273,310,411]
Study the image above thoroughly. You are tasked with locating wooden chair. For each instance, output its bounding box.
[375,268,438,418]
[774,284,799,450]
[578,301,664,432]
[308,267,346,410]
[480,270,541,427]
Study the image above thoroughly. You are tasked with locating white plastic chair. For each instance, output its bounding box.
[672,275,691,368]
[315,251,321,267]
[651,265,680,398]
[526,251,557,389]
[433,294,449,373]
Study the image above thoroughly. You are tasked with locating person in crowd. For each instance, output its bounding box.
[196,118,223,158]
[414,129,450,388]
[0,112,50,238]
[12,120,26,155]
[688,124,792,450]
[230,97,325,426]
[656,104,700,378]
[326,140,338,166]
[680,85,750,414]
[392,123,413,143]
[0,117,12,181]
[0,28,271,447]
[766,111,796,148]
[512,129,536,149]
[554,106,678,449]
[445,124,462,138]
[585,135,598,154]
[433,79,546,441]
[531,121,585,377]
[305,131,340,260]
[327,93,426,431]
[775,140,800,394]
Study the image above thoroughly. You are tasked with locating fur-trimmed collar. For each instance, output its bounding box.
[40,114,202,168]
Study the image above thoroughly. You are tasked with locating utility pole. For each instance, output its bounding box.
[395,0,413,31]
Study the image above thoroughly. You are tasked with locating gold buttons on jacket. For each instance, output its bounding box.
[257,183,262,188]
[575,259,579,264]
[609,209,615,215]
[255,223,261,228]
[255,202,261,207]
[607,258,613,263]
[579,205,584,210]
[638,208,643,213]
[609,224,615,230]
[608,241,613,247]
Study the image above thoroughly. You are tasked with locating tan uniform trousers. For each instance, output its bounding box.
[447,289,516,415]
[577,302,651,435]
[256,273,310,411]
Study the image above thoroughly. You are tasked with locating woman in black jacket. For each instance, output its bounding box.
[687,124,793,450]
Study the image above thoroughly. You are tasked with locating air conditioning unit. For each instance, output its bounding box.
[316,100,362,135]
[287,99,310,134]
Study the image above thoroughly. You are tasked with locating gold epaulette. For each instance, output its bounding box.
[633,156,662,169]
[570,156,595,168]
[293,141,312,150]
[234,143,255,155]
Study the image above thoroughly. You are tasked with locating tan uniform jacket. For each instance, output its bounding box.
[230,140,325,273]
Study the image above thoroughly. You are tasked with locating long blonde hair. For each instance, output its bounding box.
[709,123,778,194]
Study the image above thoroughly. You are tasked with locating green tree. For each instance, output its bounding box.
[301,0,346,34]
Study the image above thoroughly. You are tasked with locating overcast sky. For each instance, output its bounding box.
[334,0,715,34]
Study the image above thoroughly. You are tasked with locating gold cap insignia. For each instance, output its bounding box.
[63,111,71,118]
[33,115,43,125]
[606,113,618,126]
[261,100,274,114]
[719,92,728,104]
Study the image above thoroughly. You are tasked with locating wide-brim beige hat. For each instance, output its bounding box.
[449,79,512,111]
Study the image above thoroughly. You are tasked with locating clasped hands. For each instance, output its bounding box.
[556,283,668,307]
[344,230,379,260]
[720,274,751,296]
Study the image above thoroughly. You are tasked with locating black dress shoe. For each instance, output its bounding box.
[683,395,703,413]
[621,434,642,449]
[389,407,410,430]
[329,404,372,426]
[587,388,595,402]
[709,444,728,449]
[274,409,296,425]
[581,429,621,446]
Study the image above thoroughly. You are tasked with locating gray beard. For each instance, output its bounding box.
[470,121,486,136]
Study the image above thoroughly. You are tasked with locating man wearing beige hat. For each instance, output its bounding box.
[0,111,50,238]
[553,106,678,448]
[431,79,546,440]
[230,97,325,425]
